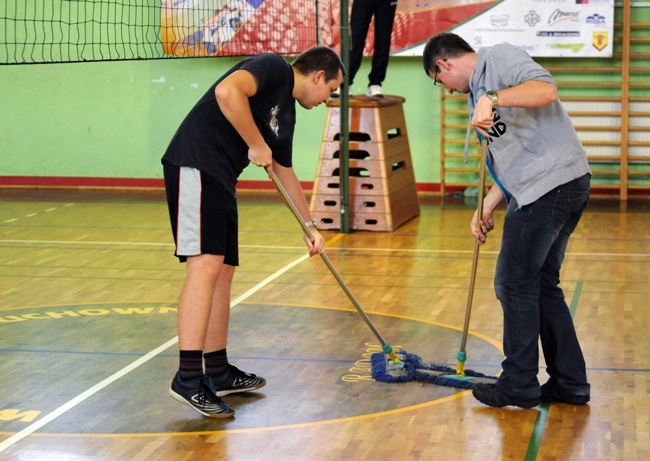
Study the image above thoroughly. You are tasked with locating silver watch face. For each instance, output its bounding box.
[487,91,498,106]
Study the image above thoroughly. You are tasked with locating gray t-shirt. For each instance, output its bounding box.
[468,44,591,206]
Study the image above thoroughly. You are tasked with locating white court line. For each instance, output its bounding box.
[0,239,649,258]
[0,252,310,454]
[0,239,301,248]
[1,204,69,223]
[0,238,480,254]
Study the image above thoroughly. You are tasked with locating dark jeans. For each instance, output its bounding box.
[494,173,592,399]
[348,0,397,87]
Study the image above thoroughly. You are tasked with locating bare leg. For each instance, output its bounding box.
[204,263,236,352]
[177,254,225,350]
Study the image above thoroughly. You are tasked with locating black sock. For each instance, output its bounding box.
[178,350,204,380]
[204,349,230,377]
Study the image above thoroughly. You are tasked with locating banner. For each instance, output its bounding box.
[395,0,615,57]
[161,0,614,58]
[160,0,499,57]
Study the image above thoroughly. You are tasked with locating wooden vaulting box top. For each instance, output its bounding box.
[326,95,406,109]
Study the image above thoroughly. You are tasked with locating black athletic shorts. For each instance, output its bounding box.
[163,162,239,266]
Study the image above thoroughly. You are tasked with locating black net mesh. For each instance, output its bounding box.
[0,0,337,64]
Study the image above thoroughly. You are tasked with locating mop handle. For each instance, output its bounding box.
[457,139,487,375]
[267,169,399,361]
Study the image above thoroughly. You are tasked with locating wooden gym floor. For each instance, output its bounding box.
[0,187,648,461]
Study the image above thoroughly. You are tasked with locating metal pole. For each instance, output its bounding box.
[339,0,351,233]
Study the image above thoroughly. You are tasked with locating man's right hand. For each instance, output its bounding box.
[248,144,273,173]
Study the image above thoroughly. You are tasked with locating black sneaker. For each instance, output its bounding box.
[472,383,540,409]
[540,381,590,405]
[169,372,235,418]
[207,365,266,397]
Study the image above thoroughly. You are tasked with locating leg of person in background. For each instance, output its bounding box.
[366,0,397,97]
[348,0,375,93]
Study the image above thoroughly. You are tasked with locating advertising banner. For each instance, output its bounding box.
[160,0,499,56]
[394,0,615,57]
[161,0,614,58]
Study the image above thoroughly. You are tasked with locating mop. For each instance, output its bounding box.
[268,169,403,367]
[370,138,498,389]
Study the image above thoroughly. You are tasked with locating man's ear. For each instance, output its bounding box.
[312,69,326,84]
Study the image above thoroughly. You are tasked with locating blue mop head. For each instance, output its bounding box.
[370,350,497,389]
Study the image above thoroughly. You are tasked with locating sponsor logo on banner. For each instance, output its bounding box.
[491,15,509,27]
[586,13,606,25]
[550,43,585,52]
[592,31,608,51]
[538,31,580,37]
[547,8,580,28]
[447,0,614,58]
[525,10,541,27]
[538,7,581,37]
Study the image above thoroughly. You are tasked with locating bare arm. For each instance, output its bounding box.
[215,70,273,172]
[471,185,504,245]
[490,80,557,108]
[273,161,325,256]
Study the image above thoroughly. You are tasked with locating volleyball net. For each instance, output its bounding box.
[0,0,337,64]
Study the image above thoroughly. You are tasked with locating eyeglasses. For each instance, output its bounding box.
[433,58,447,87]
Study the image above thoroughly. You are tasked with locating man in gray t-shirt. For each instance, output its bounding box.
[423,32,591,409]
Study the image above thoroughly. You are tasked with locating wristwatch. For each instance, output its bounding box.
[486,90,499,108]
[305,219,317,229]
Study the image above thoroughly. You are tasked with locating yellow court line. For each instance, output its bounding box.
[247,301,504,354]
[0,299,503,353]
[0,392,471,439]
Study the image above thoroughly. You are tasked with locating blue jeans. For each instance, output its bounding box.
[494,174,591,398]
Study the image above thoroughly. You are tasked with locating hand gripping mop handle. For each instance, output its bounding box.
[456,138,487,377]
[267,169,401,364]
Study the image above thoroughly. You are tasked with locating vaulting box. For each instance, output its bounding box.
[310,95,420,231]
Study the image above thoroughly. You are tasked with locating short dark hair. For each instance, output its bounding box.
[423,32,475,76]
[292,46,346,82]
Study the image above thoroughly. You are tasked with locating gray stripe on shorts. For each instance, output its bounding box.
[177,167,202,256]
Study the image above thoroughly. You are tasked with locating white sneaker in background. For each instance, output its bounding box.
[330,86,355,99]
[366,84,383,97]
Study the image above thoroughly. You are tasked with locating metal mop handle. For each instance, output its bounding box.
[456,139,487,376]
[267,169,401,364]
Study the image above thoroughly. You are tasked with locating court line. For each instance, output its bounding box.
[0,337,177,453]
[524,281,585,460]
[0,392,472,439]
[525,404,550,461]
[0,251,313,454]
[1,239,648,258]
[1,204,73,223]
